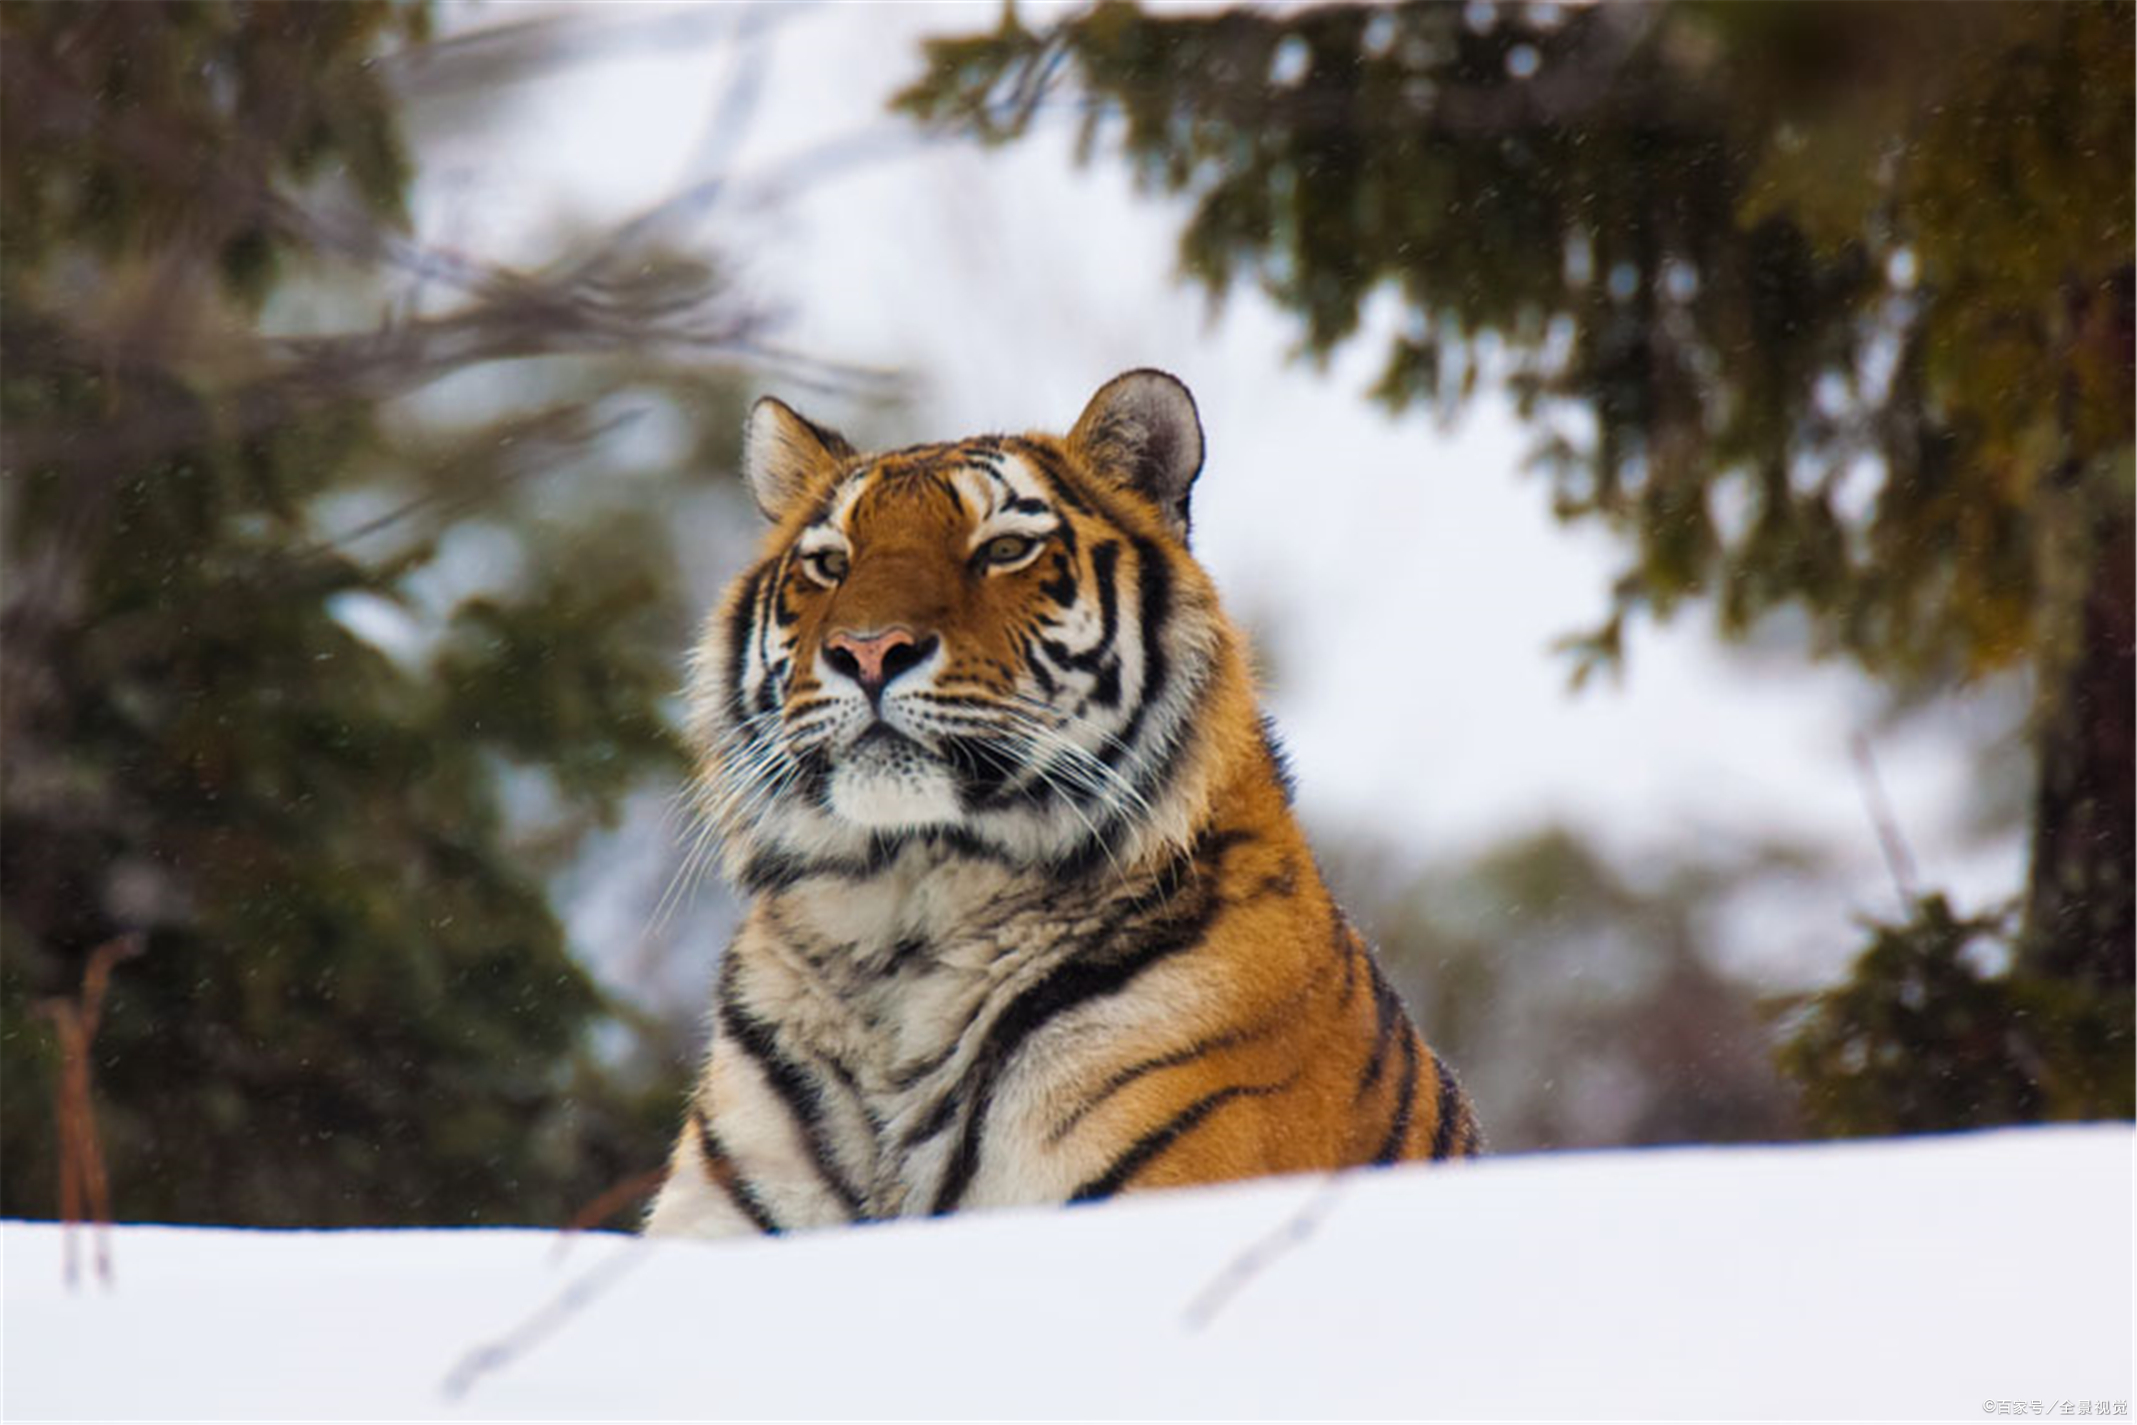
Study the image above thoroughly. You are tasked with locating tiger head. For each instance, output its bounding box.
[690,371,1256,886]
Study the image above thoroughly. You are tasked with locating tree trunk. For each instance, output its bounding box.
[2021,264,2136,991]
[2020,512,2134,989]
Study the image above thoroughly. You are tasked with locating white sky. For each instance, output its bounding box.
[410,2,2025,989]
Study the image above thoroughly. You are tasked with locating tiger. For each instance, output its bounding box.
[643,369,1480,1238]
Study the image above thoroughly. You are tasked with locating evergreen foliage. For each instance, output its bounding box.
[1779,895,2133,1134]
[1,5,736,1225]
[898,0,2134,1131]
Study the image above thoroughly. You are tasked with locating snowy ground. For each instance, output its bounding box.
[6,1125,2130,1420]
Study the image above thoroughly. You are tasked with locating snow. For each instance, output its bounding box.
[7,1125,2131,1420]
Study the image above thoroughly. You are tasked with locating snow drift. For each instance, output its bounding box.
[5,1125,2131,1419]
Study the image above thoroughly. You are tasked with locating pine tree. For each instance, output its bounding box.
[897,0,2134,1130]
[2,4,750,1224]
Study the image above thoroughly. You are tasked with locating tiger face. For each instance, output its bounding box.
[650,371,1482,1241]
[691,371,1233,884]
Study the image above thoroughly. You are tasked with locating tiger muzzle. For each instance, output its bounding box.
[822,627,938,707]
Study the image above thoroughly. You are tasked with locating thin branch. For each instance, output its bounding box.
[1850,730,1919,910]
[35,933,147,1289]
[722,125,939,215]
[377,3,808,102]
[289,405,646,574]
[440,1239,651,1403]
[0,279,759,475]
[1180,1172,1350,1333]
[716,339,907,400]
[555,1167,670,1250]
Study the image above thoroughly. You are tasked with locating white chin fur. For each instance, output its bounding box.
[828,762,964,831]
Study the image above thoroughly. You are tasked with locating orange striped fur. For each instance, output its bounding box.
[645,371,1478,1237]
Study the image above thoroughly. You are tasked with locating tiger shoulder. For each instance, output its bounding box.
[645,369,1480,1238]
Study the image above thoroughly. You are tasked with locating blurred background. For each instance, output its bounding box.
[2,0,2128,1228]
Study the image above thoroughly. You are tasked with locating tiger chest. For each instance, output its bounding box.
[725,866,1125,1216]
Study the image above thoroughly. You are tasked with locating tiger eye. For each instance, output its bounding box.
[809,549,848,582]
[984,535,1036,565]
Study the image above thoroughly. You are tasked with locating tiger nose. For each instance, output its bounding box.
[822,627,937,701]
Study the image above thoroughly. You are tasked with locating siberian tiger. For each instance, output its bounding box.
[644,370,1479,1238]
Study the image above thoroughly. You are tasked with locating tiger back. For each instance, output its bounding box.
[644,370,1479,1237]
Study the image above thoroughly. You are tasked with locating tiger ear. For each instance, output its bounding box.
[1068,369,1205,538]
[742,396,856,521]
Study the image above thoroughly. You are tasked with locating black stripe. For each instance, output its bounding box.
[1087,657,1122,709]
[1008,438,1095,515]
[1047,508,1080,563]
[926,941,1197,1212]
[717,994,865,1218]
[928,832,1242,1214]
[941,733,1027,808]
[1354,957,1405,1103]
[1334,919,1361,1008]
[1038,550,1078,606]
[887,1035,965,1097]
[1049,1027,1254,1145]
[884,964,985,1096]
[1428,1051,1469,1161]
[691,1110,780,1235]
[1248,854,1300,900]
[1372,1025,1421,1165]
[1100,538,1171,767]
[1025,636,1059,694]
[1048,985,1306,1146]
[1086,540,1123,660]
[738,849,810,894]
[900,1087,962,1149]
[1047,547,1208,879]
[806,741,835,814]
[1047,713,1206,872]
[1017,454,1214,877]
[756,554,798,716]
[724,565,768,727]
[769,560,803,629]
[738,827,1017,894]
[1066,1080,1287,1203]
[1039,539,1121,673]
[1458,1102,1484,1156]
[803,488,843,530]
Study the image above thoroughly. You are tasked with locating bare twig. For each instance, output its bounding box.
[1849,731,1919,910]
[377,3,807,102]
[440,1239,651,1403]
[0,274,760,475]
[722,125,937,215]
[444,1158,675,1396]
[586,4,778,260]
[292,404,644,571]
[36,933,147,1288]
[555,1167,670,1251]
[1180,1172,1350,1332]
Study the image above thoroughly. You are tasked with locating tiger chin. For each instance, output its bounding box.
[644,369,1480,1238]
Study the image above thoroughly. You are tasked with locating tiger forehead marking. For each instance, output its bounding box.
[792,445,1075,691]
[647,370,1480,1242]
[703,425,1191,871]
